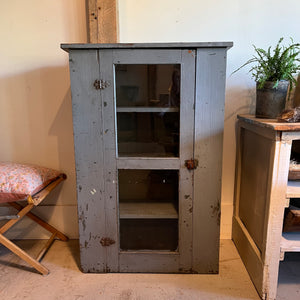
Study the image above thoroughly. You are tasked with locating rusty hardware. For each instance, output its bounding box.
[185,159,198,170]
[93,79,110,90]
[100,237,115,247]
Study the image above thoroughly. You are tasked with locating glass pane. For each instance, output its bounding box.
[115,64,180,108]
[118,169,178,203]
[118,169,179,251]
[117,112,179,157]
[120,219,178,251]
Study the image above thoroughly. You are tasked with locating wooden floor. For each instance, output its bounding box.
[0,239,298,299]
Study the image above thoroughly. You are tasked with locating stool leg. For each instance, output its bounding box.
[36,232,57,261]
[0,233,49,275]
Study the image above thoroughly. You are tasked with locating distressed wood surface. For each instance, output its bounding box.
[238,129,272,251]
[238,118,278,141]
[178,49,195,272]
[119,252,180,273]
[192,48,228,273]
[68,50,106,272]
[116,107,179,113]
[232,116,300,300]
[61,42,233,51]
[66,44,231,274]
[232,216,264,296]
[99,49,119,272]
[87,0,119,43]
[233,124,243,217]
[117,158,180,170]
[112,49,182,64]
[238,114,300,131]
[262,133,291,300]
[119,202,178,219]
[112,48,195,273]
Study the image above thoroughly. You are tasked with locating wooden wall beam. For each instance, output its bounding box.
[87,0,119,43]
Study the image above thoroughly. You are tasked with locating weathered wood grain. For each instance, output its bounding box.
[262,133,291,300]
[65,44,231,274]
[232,216,264,297]
[112,49,182,64]
[68,49,106,272]
[61,42,233,51]
[87,0,119,43]
[117,158,180,170]
[178,49,195,272]
[238,129,272,251]
[99,49,119,272]
[232,116,300,300]
[116,107,179,113]
[192,48,228,273]
[119,202,178,219]
[119,252,180,273]
[238,114,300,131]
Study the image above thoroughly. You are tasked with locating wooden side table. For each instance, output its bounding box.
[232,115,300,300]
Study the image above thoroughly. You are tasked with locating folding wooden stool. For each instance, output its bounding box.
[0,162,69,275]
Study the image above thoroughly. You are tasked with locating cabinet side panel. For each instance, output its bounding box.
[69,50,106,272]
[239,130,271,251]
[193,48,227,273]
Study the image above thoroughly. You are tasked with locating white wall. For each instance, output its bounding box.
[0,0,86,238]
[1,0,300,239]
[118,0,300,238]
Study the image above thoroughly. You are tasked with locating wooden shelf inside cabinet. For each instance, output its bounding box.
[281,232,300,253]
[116,107,179,113]
[119,202,178,219]
[286,181,300,198]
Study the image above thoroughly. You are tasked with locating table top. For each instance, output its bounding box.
[238,114,300,131]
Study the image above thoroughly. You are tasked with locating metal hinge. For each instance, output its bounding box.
[100,237,115,246]
[185,159,199,170]
[93,79,110,90]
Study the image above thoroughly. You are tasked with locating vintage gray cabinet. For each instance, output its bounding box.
[61,42,232,273]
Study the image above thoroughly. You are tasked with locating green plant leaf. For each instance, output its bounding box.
[232,37,300,90]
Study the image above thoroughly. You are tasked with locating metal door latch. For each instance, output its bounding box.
[93,79,110,90]
[185,159,198,170]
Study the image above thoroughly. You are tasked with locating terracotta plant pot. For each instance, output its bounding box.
[255,80,289,119]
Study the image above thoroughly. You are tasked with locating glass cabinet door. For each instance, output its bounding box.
[115,62,182,252]
[104,49,195,271]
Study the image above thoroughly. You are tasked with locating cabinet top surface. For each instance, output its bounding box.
[238,114,300,131]
[61,42,233,51]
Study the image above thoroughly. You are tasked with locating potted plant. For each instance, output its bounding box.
[233,38,300,118]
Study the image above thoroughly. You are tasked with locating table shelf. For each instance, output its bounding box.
[281,232,300,253]
[286,181,300,198]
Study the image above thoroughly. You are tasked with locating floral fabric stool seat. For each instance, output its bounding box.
[0,162,68,275]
